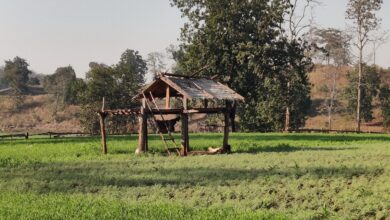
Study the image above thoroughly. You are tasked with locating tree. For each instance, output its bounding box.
[282,0,319,132]
[3,57,32,111]
[170,0,312,131]
[147,52,166,80]
[380,86,390,129]
[0,67,8,89]
[312,28,351,129]
[346,0,383,132]
[43,66,77,120]
[166,44,186,75]
[65,78,87,105]
[78,50,147,133]
[344,65,380,122]
[4,57,32,94]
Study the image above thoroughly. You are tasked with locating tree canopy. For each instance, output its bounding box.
[170,0,312,131]
[78,49,147,133]
[4,57,32,94]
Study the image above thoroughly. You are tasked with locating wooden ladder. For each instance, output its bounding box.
[142,92,182,156]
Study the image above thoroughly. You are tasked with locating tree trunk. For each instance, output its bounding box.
[328,70,337,130]
[223,101,231,153]
[284,82,290,132]
[230,102,237,132]
[356,47,363,133]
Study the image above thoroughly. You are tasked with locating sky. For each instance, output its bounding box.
[0,0,389,78]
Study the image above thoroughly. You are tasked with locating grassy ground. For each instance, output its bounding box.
[0,133,389,219]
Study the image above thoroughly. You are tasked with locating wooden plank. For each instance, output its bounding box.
[102,107,225,115]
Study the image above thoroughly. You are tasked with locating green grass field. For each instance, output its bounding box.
[0,133,389,219]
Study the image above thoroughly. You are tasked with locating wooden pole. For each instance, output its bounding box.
[166,86,171,109]
[223,101,231,153]
[136,98,148,154]
[181,97,189,156]
[99,97,108,154]
[99,113,108,154]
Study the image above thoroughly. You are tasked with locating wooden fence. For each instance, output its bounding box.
[0,132,92,140]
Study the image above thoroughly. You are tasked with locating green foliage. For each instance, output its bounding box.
[3,57,32,94]
[0,133,389,219]
[346,0,383,33]
[170,0,312,131]
[0,66,8,89]
[78,50,147,133]
[344,65,381,122]
[43,66,77,104]
[65,78,87,105]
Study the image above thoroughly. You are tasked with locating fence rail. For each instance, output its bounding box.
[295,129,384,134]
[0,132,92,140]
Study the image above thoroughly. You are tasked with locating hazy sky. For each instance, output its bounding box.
[0,0,389,78]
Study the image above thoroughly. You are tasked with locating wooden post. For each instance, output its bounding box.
[25,132,29,140]
[203,99,209,108]
[166,86,171,109]
[99,113,108,155]
[136,98,148,154]
[223,101,231,153]
[99,97,108,155]
[181,97,189,156]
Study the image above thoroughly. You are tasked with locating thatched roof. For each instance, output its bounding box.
[134,75,244,101]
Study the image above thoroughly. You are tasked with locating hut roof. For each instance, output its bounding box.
[134,75,245,101]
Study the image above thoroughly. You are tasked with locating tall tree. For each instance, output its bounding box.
[4,57,32,94]
[312,28,351,129]
[344,65,380,123]
[147,52,166,80]
[171,0,312,131]
[282,0,319,132]
[346,0,383,132]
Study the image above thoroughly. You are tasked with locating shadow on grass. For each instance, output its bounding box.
[0,160,384,194]
[189,133,390,143]
[234,144,356,154]
[2,133,390,146]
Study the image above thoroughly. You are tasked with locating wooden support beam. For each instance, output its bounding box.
[223,101,231,153]
[103,107,225,116]
[136,99,148,154]
[99,112,108,155]
[181,97,189,156]
[181,113,189,156]
[166,86,171,109]
[203,99,209,108]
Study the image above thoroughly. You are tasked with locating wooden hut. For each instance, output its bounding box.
[98,73,244,156]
